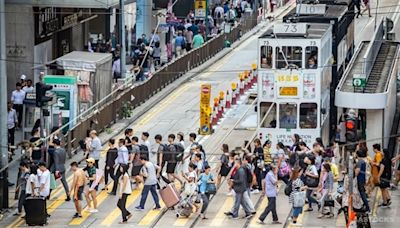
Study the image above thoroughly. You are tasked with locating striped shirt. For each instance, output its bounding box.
[289,178,304,204]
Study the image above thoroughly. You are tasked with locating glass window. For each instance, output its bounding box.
[300,103,318,129]
[276,46,302,69]
[279,103,297,129]
[260,102,277,128]
[306,46,318,69]
[260,46,273,68]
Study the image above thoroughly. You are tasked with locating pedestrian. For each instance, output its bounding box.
[371,144,383,192]
[52,139,70,201]
[111,139,129,195]
[193,153,204,176]
[37,162,51,216]
[23,79,34,93]
[117,164,133,223]
[14,162,30,216]
[25,164,39,198]
[198,165,215,219]
[242,155,256,214]
[217,144,231,186]
[273,142,290,185]
[11,82,26,129]
[192,32,204,49]
[317,163,334,218]
[165,134,182,183]
[289,167,307,226]
[70,162,86,218]
[141,132,151,159]
[153,134,165,173]
[29,128,43,163]
[130,136,143,187]
[355,149,370,212]
[104,139,118,191]
[175,31,186,57]
[84,158,98,213]
[304,155,320,211]
[7,101,17,152]
[257,164,281,224]
[363,0,371,17]
[252,138,265,193]
[125,128,133,153]
[89,130,102,168]
[378,149,392,207]
[135,155,161,211]
[225,158,253,219]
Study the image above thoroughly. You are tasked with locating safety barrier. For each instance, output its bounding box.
[65,12,259,153]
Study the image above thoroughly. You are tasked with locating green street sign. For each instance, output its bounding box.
[352,74,366,87]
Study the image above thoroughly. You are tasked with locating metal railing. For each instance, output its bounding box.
[65,13,258,153]
[362,18,384,80]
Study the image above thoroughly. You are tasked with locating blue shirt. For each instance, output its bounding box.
[115,145,129,165]
[264,171,277,197]
[198,173,213,194]
[356,159,366,185]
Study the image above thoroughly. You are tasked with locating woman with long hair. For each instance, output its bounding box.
[317,163,334,218]
[289,167,307,226]
[117,164,132,224]
[217,144,230,186]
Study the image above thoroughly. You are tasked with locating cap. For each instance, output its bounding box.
[86,158,95,164]
[20,74,26,80]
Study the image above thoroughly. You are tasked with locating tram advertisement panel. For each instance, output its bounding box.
[259,130,317,147]
[260,71,274,99]
[275,70,301,98]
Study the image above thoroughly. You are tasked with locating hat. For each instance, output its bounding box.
[86,158,95,164]
[20,74,26,80]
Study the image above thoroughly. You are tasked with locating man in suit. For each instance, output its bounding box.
[53,139,70,201]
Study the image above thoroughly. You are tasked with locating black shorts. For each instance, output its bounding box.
[131,165,143,176]
[89,181,99,191]
[219,165,230,177]
[379,179,390,189]
[166,162,177,174]
[76,186,84,201]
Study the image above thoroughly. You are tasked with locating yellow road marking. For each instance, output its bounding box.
[287,204,307,228]
[100,186,143,226]
[137,181,181,226]
[69,182,113,225]
[372,187,381,217]
[210,197,233,226]
[248,197,269,227]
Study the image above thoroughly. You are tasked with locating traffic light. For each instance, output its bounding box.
[35,82,53,107]
[345,112,358,151]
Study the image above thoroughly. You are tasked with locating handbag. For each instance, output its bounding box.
[293,191,306,207]
[305,176,319,188]
[206,183,217,195]
[324,197,335,207]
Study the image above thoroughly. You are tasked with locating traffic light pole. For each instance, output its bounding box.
[0,0,9,209]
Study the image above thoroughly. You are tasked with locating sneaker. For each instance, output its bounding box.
[242,214,253,219]
[65,196,71,202]
[387,199,392,206]
[13,212,21,216]
[72,213,82,218]
[317,214,324,219]
[251,189,260,194]
[256,219,265,224]
[135,206,144,211]
[272,221,282,224]
[224,211,233,216]
[251,211,256,215]
[153,206,161,210]
[324,213,334,218]
[89,209,98,213]
[305,207,313,212]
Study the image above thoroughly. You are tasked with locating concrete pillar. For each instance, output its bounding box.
[136,0,153,40]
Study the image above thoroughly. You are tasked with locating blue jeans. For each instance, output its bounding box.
[139,184,161,208]
[292,206,303,217]
[358,183,370,212]
[306,189,318,208]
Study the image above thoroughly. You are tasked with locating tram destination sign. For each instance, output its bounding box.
[296,4,327,15]
[352,74,366,88]
[273,23,308,36]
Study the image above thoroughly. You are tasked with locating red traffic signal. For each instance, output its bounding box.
[346,120,355,130]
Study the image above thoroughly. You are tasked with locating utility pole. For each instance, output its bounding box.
[0,0,9,209]
[120,0,126,79]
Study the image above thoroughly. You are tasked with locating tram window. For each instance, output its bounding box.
[279,103,297,129]
[260,102,277,128]
[306,46,318,69]
[276,46,302,69]
[260,46,273,68]
[300,103,317,129]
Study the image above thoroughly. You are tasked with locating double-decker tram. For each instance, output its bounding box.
[257,23,332,146]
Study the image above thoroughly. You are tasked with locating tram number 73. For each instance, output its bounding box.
[274,23,307,35]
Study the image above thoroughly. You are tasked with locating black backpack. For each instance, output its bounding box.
[245,166,253,185]
[284,180,293,196]
[139,144,149,160]
[174,143,185,162]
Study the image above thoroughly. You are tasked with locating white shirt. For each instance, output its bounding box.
[112,58,121,75]
[119,173,132,194]
[37,169,50,197]
[116,145,129,165]
[11,90,26,105]
[23,86,34,93]
[26,174,39,195]
[215,6,224,18]
[7,109,17,129]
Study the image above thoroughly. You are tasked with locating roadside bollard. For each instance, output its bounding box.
[225,90,231,109]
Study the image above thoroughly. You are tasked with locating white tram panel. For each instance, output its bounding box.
[257,23,333,147]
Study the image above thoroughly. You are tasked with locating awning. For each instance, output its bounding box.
[5,0,122,8]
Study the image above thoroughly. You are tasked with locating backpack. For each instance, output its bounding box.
[217,11,222,19]
[245,166,253,185]
[174,143,185,162]
[139,144,149,160]
[284,180,293,196]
